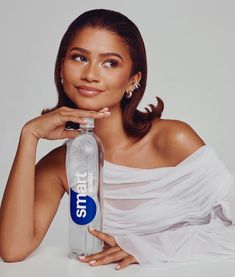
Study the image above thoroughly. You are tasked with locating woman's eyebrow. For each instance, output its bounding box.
[69,47,124,61]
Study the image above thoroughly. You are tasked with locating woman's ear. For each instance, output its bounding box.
[135,71,142,84]
[127,71,142,91]
[131,71,142,86]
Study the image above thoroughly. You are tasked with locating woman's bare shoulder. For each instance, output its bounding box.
[37,144,66,166]
[151,118,206,165]
[36,143,68,190]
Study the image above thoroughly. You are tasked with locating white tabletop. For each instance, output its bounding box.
[1,246,235,277]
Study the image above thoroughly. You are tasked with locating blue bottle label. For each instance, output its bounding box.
[70,188,97,225]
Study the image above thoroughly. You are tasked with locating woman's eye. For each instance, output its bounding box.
[71,54,87,62]
[104,60,118,68]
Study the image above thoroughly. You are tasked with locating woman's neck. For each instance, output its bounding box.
[93,105,138,156]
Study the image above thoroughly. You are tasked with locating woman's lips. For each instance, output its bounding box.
[76,86,104,96]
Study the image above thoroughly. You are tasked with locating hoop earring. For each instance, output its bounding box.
[125,82,140,99]
[125,91,133,98]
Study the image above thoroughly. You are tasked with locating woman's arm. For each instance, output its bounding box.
[0,107,110,262]
[0,127,65,262]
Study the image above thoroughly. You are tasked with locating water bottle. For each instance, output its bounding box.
[67,117,104,259]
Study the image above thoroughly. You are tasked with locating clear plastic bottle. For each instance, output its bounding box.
[67,117,104,259]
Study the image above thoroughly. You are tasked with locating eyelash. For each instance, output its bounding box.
[71,54,119,68]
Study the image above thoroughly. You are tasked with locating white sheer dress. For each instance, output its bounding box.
[66,139,235,266]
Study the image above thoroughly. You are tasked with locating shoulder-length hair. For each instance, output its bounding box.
[42,9,164,138]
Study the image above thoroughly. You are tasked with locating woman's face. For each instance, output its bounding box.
[61,27,139,111]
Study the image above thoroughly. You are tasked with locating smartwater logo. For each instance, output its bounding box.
[70,172,97,225]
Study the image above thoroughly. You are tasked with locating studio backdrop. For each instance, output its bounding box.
[0,0,234,247]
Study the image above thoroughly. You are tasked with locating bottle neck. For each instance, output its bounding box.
[80,128,93,133]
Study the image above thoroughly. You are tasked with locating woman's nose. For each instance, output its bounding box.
[81,63,100,82]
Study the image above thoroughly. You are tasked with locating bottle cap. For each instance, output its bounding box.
[80,117,94,129]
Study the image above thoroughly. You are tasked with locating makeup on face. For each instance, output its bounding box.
[62,27,134,110]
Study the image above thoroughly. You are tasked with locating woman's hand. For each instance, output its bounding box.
[22,106,110,140]
[78,227,138,270]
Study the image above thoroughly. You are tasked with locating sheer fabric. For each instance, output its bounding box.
[66,140,235,265]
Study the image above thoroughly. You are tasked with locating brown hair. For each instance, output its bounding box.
[42,9,164,138]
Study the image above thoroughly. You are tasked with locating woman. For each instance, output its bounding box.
[1,9,235,270]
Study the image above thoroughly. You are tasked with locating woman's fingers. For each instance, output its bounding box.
[61,111,110,119]
[79,245,120,263]
[88,227,116,247]
[23,106,111,141]
[78,227,138,270]
[89,250,128,266]
[80,249,129,267]
[62,106,109,112]
[78,228,129,266]
[60,115,87,125]
[60,129,80,139]
[61,106,111,119]
[116,255,138,270]
[98,107,109,112]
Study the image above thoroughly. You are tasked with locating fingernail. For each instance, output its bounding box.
[89,260,96,265]
[116,264,120,270]
[78,256,86,260]
[89,227,94,231]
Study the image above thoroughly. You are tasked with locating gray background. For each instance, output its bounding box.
[0,0,234,247]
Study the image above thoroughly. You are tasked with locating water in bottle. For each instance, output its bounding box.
[67,117,104,259]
